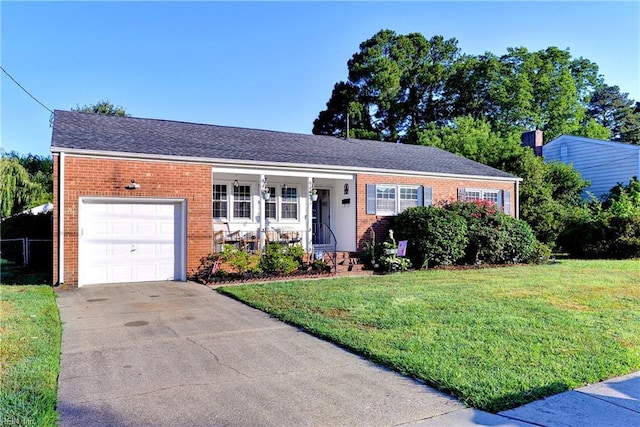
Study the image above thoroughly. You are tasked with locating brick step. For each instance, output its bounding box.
[334,252,366,272]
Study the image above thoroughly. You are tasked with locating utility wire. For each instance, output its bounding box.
[1,65,53,113]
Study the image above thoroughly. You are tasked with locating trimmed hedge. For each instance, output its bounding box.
[394,206,468,268]
[395,201,538,268]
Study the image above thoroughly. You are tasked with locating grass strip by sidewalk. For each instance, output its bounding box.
[219,259,640,412]
[0,286,61,427]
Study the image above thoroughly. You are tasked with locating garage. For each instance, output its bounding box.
[78,198,186,286]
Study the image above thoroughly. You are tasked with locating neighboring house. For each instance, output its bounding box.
[542,135,640,198]
[51,110,520,287]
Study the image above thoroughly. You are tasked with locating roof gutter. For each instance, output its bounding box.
[50,146,522,183]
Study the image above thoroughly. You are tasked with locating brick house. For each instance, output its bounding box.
[51,110,521,287]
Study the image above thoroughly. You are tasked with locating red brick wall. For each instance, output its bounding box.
[355,173,517,251]
[53,155,212,287]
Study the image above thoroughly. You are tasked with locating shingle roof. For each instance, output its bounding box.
[51,110,517,179]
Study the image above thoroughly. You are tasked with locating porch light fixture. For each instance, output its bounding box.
[233,177,239,188]
[310,179,318,201]
[261,176,270,200]
[125,180,140,190]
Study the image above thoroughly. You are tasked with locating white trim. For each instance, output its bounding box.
[51,148,521,183]
[77,197,187,286]
[214,166,353,181]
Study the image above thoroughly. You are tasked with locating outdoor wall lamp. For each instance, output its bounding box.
[261,176,270,200]
[125,180,140,190]
[310,178,318,201]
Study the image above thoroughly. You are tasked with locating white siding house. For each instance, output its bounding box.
[542,135,640,198]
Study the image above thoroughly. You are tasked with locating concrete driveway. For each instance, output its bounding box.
[58,281,518,426]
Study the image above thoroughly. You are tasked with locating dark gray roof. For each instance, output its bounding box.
[51,110,517,179]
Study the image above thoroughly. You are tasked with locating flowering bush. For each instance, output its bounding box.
[396,201,537,267]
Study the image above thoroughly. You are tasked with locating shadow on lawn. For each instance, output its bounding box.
[0,265,51,285]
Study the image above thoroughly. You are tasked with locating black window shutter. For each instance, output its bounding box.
[366,184,376,214]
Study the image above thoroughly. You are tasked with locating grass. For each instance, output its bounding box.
[219,259,640,412]
[0,285,61,426]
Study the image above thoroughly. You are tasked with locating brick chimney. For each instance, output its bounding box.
[521,130,543,156]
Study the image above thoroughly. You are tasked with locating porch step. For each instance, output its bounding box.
[335,251,366,273]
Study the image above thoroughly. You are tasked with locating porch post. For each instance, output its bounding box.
[259,174,266,250]
[306,176,313,252]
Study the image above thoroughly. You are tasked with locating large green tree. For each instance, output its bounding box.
[586,85,640,144]
[313,30,461,142]
[313,30,606,143]
[0,155,48,218]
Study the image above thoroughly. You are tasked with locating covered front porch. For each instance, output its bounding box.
[212,166,355,255]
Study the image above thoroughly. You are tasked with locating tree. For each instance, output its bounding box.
[314,30,461,142]
[0,155,47,218]
[314,30,604,145]
[586,85,639,144]
[6,151,53,197]
[72,100,129,117]
[415,116,523,168]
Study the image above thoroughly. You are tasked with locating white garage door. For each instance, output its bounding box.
[79,199,185,286]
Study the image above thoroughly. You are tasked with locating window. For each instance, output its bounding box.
[265,186,276,219]
[213,184,227,218]
[366,184,429,215]
[376,186,396,214]
[233,185,252,219]
[482,190,499,204]
[465,190,481,201]
[460,188,498,204]
[399,187,419,211]
[459,188,510,214]
[281,187,298,220]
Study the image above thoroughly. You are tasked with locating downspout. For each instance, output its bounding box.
[58,152,65,284]
[515,180,520,220]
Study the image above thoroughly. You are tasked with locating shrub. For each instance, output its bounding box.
[607,215,640,258]
[259,243,301,274]
[394,206,468,268]
[561,211,640,259]
[220,245,261,275]
[444,200,506,264]
[527,240,553,264]
[501,216,536,264]
[558,181,640,259]
[444,200,536,265]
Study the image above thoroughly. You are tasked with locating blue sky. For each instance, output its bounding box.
[2,1,639,156]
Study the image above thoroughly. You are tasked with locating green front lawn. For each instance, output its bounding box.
[219,260,640,412]
[0,286,61,426]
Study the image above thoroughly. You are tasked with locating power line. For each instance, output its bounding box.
[1,65,53,113]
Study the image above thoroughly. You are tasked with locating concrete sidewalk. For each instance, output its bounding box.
[56,281,639,426]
